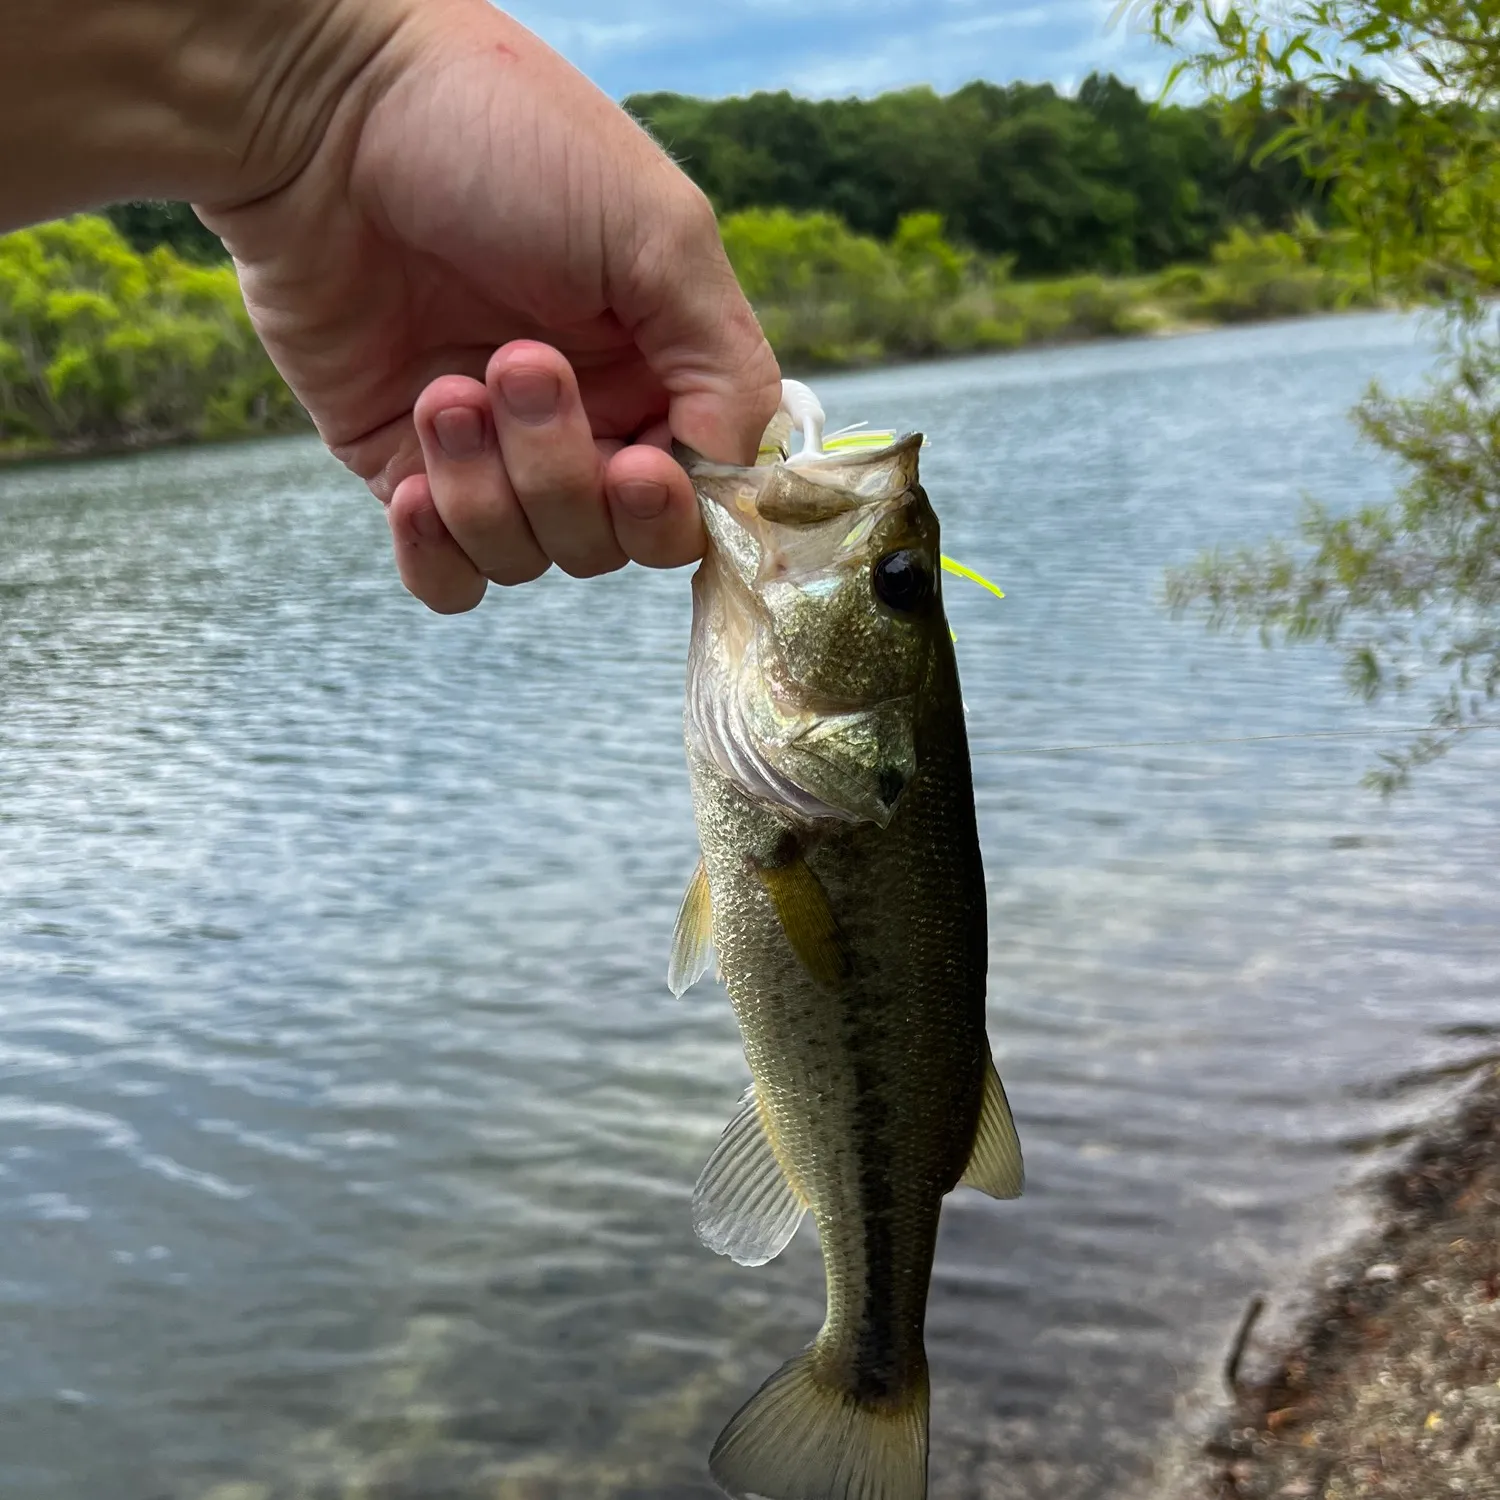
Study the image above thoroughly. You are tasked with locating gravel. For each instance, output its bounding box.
[1184,1064,1500,1500]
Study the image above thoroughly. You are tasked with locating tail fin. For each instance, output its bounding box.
[709,1347,929,1500]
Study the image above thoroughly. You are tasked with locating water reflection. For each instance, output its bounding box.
[1,313,1496,1500]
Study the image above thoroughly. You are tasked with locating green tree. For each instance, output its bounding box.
[1143,0,1500,789]
[0,216,302,453]
[90,82,1325,280]
[628,77,1314,276]
[1,208,1373,457]
[106,201,228,263]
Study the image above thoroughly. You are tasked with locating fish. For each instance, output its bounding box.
[668,380,1024,1500]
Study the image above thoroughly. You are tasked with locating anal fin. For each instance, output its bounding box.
[668,858,715,997]
[959,1058,1024,1199]
[754,856,851,990]
[694,1087,807,1266]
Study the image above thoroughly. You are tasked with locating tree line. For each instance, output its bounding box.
[626,74,1316,276]
[105,75,1317,278]
[1,72,1437,458]
[1,208,1375,457]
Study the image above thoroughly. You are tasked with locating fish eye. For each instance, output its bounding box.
[871,550,933,613]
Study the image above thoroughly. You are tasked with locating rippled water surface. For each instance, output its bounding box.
[3,313,1498,1500]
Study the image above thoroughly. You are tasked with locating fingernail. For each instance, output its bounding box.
[434,406,487,461]
[614,480,668,521]
[412,502,448,544]
[499,368,561,425]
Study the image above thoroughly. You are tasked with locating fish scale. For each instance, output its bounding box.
[668,381,1025,1500]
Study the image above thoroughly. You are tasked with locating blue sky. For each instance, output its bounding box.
[500,0,1172,101]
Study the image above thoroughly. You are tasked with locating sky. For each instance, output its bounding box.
[499,0,1174,102]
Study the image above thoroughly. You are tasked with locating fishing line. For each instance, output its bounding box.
[968,723,1500,757]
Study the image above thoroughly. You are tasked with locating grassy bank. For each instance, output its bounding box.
[2,212,1385,462]
[1176,1063,1500,1500]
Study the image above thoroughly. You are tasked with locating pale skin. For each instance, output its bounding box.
[3,0,782,611]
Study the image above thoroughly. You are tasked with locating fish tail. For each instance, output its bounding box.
[710,1345,929,1500]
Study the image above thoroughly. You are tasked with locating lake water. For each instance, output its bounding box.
[2,312,1498,1500]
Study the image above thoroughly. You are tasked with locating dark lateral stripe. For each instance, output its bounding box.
[846,1040,901,1403]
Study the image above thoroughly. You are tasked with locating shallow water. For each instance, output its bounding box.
[2,312,1496,1500]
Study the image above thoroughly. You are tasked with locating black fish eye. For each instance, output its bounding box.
[871,550,933,613]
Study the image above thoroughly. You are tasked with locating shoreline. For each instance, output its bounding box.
[0,304,1403,473]
[0,419,313,473]
[785,302,1403,378]
[1167,1059,1500,1500]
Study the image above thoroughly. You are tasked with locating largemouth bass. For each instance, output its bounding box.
[669,382,1024,1500]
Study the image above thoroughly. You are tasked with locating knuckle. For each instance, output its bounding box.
[668,185,724,269]
[426,596,481,617]
[557,549,627,581]
[486,557,551,588]
[508,453,606,526]
[629,536,696,571]
[677,182,720,240]
[511,459,599,506]
[430,482,498,539]
[631,177,721,289]
[415,579,486,616]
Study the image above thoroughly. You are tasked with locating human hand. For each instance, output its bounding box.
[196,0,779,611]
[0,0,779,613]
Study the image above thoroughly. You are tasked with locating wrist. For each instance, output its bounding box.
[1,0,410,232]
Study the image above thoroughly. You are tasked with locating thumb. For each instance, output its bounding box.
[614,175,781,466]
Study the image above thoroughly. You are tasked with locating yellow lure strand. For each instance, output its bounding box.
[752,408,1008,633]
[821,429,898,452]
[940,555,1005,600]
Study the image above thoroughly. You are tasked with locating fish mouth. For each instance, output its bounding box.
[679,428,929,825]
[674,432,924,533]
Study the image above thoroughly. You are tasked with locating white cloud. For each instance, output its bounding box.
[781,2,1165,98]
[498,0,1173,99]
[544,19,664,53]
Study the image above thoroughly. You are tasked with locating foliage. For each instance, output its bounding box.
[103,74,1322,282]
[1140,1,1500,301]
[629,74,1319,277]
[1144,0,1500,790]
[106,201,228,264]
[720,207,1375,369]
[0,210,1379,462]
[0,215,303,455]
[1166,337,1500,788]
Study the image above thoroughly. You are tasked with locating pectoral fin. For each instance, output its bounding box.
[959,1058,1025,1199]
[754,857,852,989]
[667,859,715,997]
[694,1087,808,1266]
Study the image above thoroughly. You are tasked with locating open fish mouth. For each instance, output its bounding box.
[681,387,931,827]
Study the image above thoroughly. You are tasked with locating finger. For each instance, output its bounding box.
[387,474,489,614]
[604,444,704,570]
[488,342,625,579]
[414,375,551,587]
[614,175,783,464]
